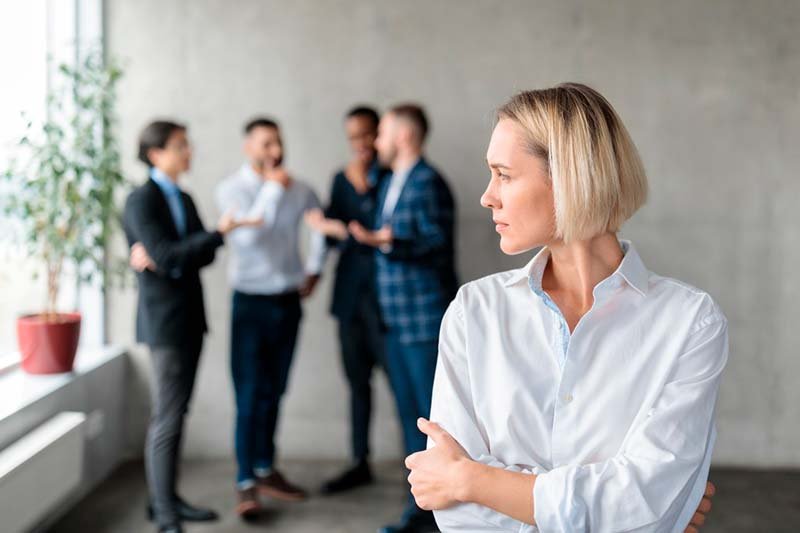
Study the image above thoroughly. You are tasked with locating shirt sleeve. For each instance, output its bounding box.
[431,289,541,533]
[303,187,327,275]
[533,314,728,533]
[215,177,285,248]
[248,179,285,225]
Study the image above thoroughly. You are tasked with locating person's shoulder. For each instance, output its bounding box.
[216,167,246,193]
[291,177,315,193]
[450,266,527,314]
[409,159,453,199]
[289,178,321,202]
[412,158,444,183]
[647,273,727,331]
[329,170,348,192]
[126,177,155,205]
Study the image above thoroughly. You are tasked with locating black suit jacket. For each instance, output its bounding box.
[123,177,224,347]
[323,162,383,322]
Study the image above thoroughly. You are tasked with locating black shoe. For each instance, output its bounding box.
[147,497,219,522]
[157,524,183,533]
[321,460,374,494]
[378,510,439,533]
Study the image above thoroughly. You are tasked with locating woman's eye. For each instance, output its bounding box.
[499,173,511,181]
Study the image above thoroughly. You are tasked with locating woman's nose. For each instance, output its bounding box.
[480,181,499,209]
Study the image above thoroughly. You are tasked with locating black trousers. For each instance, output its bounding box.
[337,291,386,461]
[145,337,203,526]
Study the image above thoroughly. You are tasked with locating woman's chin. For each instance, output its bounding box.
[499,235,544,256]
[499,237,524,256]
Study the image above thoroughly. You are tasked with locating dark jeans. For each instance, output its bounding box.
[145,337,203,527]
[384,331,439,521]
[337,291,386,461]
[231,290,301,485]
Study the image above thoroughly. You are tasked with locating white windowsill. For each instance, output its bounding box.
[0,354,20,375]
[0,345,127,425]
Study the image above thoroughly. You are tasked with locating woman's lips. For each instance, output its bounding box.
[494,221,509,232]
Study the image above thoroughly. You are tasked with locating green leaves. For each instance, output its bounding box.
[0,46,129,313]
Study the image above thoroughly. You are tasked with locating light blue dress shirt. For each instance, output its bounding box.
[149,167,186,278]
[149,167,186,237]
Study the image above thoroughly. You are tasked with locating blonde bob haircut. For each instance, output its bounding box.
[497,83,648,243]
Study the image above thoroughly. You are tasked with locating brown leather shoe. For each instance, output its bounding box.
[235,486,261,519]
[256,470,307,501]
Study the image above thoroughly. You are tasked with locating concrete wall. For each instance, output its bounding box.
[106,0,800,467]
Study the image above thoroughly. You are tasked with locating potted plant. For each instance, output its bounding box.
[1,49,126,374]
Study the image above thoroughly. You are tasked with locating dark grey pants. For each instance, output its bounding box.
[145,338,202,526]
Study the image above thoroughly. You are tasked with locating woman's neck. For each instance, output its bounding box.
[543,232,623,310]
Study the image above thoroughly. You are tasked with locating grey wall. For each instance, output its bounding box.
[106,0,800,467]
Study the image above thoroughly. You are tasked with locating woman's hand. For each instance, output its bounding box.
[685,481,715,533]
[405,418,472,511]
[303,208,348,240]
[348,221,392,248]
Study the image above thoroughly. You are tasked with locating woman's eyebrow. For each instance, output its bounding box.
[487,160,511,169]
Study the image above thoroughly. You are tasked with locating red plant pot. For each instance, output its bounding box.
[17,312,81,374]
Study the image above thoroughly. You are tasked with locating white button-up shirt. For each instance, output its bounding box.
[215,164,326,295]
[430,240,728,533]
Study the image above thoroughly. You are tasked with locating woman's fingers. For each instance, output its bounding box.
[405,451,420,469]
[690,511,706,526]
[417,418,448,443]
[697,496,712,513]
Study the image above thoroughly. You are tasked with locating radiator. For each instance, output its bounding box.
[0,412,86,533]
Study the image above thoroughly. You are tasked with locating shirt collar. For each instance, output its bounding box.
[391,156,421,182]
[149,167,181,195]
[503,239,649,297]
[240,162,263,184]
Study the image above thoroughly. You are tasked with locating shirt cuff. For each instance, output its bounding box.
[532,468,571,533]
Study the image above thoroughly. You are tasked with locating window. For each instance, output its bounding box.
[0,0,105,362]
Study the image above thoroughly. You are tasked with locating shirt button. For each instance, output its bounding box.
[563,393,573,404]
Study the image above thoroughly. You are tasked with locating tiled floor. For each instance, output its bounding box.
[48,460,800,532]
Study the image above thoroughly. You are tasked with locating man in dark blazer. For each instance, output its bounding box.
[305,106,387,494]
[123,120,256,533]
[349,104,457,533]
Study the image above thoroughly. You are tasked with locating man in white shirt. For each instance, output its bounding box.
[215,117,325,518]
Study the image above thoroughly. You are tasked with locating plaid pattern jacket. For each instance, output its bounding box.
[373,158,458,344]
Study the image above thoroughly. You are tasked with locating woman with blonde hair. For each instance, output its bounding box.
[405,83,725,532]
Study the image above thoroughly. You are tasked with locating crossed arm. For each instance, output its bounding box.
[407,419,715,532]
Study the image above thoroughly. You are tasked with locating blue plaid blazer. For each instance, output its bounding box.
[373,158,458,344]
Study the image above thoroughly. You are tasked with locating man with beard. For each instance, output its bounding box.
[349,104,458,533]
[215,117,325,519]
